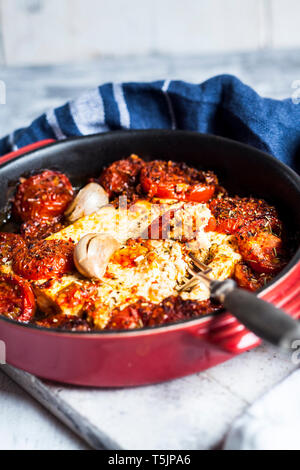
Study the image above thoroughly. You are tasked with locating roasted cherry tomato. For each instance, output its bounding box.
[98,154,145,198]
[140,160,217,203]
[234,262,271,292]
[209,197,282,235]
[237,230,285,274]
[0,274,36,322]
[20,218,64,242]
[0,233,26,265]
[12,239,74,281]
[13,170,74,222]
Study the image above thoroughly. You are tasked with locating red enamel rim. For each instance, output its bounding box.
[0,140,56,165]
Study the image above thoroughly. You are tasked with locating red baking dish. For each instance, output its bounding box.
[0,130,299,387]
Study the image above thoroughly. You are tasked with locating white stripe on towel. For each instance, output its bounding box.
[8,132,18,151]
[113,83,130,129]
[69,88,109,135]
[46,109,67,140]
[162,80,176,130]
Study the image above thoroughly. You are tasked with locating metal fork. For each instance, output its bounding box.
[179,252,300,351]
[178,253,212,292]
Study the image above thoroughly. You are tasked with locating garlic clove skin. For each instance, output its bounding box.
[74,233,121,280]
[65,183,109,222]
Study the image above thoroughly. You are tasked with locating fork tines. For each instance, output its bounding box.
[188,252,212,275]
[177,253,212,293]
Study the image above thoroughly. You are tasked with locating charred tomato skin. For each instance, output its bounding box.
[20,218,64,242]
[234,262,271,292]
[237,230,285,274]
[209,196,282,235]
[13,170,74,222]
[12,239,75,281]
[98,154,145,198]
[0,273,36,323]
[140,160,217,202]
[0,233,26,265]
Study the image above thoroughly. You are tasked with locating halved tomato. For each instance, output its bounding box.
[12,239,74,281]
[234,262,271,291]
[98,154,145,198]
[237,230,285,274]
[0,233,26,265]
[0,274,36,323]
[13,170,74,222]
[140,160,217,203]
[20,218,64,242]
[209,196,282,235]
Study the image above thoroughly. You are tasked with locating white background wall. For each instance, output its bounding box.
[0,0,298,66]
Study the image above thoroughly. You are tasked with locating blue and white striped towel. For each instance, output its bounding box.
[0,75,299,172]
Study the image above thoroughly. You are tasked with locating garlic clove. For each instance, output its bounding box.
[65,183,109,222]
[74,233,121,280]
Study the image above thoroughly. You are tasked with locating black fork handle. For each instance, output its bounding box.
[211,279,300,350]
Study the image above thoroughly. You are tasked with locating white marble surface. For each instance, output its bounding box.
[0,371,88,450]
[0,51,299,450]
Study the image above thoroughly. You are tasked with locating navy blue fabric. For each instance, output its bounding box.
[1,75,299,172]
